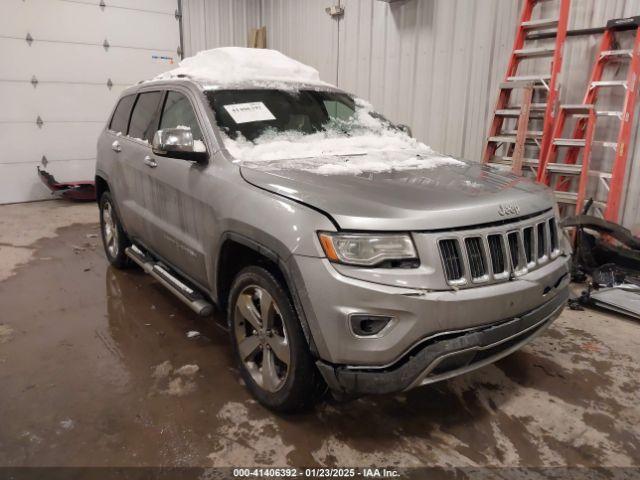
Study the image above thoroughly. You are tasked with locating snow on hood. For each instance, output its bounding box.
[228,133,465,175]
[240,149,467,177]
[155,47,332,89]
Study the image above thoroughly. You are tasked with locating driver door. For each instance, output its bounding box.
[141,89,210,286]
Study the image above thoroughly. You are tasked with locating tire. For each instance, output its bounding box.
[99,191,131,269]
[228,266,325,412]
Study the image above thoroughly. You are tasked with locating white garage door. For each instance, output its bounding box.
[0,0,181,204]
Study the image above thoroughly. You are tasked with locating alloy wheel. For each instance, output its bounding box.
[234,285,291,392]
[102,200,119,258]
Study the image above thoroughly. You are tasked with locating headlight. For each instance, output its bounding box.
[318,232,418,267]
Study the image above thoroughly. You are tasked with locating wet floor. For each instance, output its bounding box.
[0,203,639,469]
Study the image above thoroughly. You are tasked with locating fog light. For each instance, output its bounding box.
[350,314,393,337]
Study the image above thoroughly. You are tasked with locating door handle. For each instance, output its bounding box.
[144,156,158,168]
[111,141,121,153]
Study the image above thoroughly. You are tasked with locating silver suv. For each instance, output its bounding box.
[96,77,570,412]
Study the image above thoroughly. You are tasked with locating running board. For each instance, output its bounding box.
[125,245,213,317]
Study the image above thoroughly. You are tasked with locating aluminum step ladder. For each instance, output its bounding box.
[483,0,571,176]
[537,16,640,222]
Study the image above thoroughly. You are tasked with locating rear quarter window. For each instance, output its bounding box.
[109,94,136,134]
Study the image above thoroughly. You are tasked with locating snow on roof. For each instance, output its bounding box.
[154,47,333,89]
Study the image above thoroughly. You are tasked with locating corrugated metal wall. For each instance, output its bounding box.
[338,1,521,161]
[261,0,339,85]
[181,0,261,55]
[181,0,640,228]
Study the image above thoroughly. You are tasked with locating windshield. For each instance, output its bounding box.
[207,89,363,141]
[204,89,429,163]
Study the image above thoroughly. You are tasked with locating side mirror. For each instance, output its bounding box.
[152,128,209,162]
[397,124,413,138]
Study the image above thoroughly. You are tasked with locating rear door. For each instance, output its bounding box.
[118,90,164,242]
[102,94,136,230]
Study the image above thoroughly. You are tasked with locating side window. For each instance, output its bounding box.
[159,91,206,151]
[109,95,135,134]
[323,100,354,122]
[128,91,164,143]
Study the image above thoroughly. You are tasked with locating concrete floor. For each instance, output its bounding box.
[0,200,639,470]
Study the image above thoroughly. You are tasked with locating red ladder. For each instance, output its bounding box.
[483,0,570,176]
[537,16,640,222]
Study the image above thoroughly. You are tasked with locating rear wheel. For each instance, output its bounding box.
[229,266,324,412]
[99,191,131,269]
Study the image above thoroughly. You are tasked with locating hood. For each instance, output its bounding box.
[239,151,555,231]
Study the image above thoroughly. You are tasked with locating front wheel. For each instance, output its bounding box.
[228,266,324,412]
[99,191,131,269]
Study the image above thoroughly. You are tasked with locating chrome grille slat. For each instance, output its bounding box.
[437,213,559,287]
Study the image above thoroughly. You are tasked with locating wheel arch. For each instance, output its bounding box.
[95,173,132,240]
[95,174,110,203]
[216,232,319,357]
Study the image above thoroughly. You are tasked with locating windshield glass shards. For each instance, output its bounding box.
[206,89,363,141]
[205,89,432,164]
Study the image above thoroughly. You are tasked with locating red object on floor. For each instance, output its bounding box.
[37,167,96,201]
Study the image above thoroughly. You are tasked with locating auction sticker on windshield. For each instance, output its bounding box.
[224,102,276,124]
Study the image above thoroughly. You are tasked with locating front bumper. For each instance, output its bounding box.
[290,253,570,366]
[316,287,568,395]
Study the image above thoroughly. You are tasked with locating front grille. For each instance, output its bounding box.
[487,235,506,274]
[549,218,558,252]
[439,239,464,282]
[523,227,534,264]
[537,223,546,259]
[507,232,520,270]
[465,237,486,279]
[438,214,560,286]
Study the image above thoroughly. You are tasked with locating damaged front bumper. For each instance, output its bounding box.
[316,286,568,395]
[292,253,570,367]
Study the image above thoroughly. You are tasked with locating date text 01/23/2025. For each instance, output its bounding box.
[232,467,401,478]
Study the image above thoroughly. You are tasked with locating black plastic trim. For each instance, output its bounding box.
[217,232,320,356]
